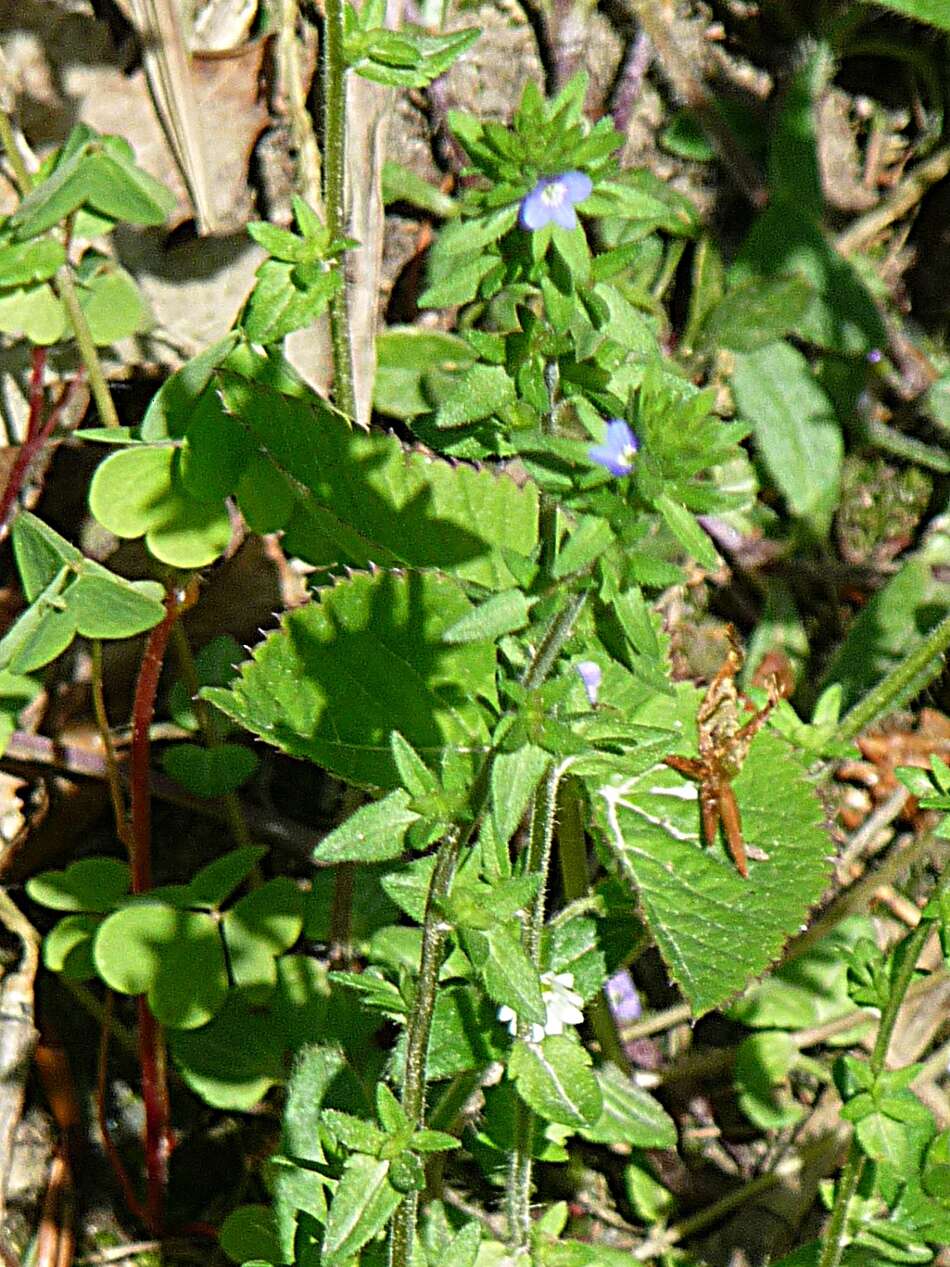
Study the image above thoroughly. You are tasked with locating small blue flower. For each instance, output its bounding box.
[519,170,593,231]
[588,419,639,476]
[575,660,602,707]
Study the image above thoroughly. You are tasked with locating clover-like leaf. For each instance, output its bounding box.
[94,904,228,1028]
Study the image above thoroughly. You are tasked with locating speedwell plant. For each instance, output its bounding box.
[12,47,950,1267]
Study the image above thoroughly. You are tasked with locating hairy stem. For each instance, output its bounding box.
[506,761,566,1249]
[322,0,356,420]
[388,828,462,1267]
[835,609,950,744]
[816,914,933,1267]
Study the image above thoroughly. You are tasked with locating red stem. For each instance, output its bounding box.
[0,366,86,537]
[128,584,197,1231]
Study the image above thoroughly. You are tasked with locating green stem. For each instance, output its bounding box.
[55,262,121,429]
[389,828,462,1267]
[835,609,950,744]
[506,759,573,1250]
[816,913,935,1267]
[0,107,32,196]
[322,0,356,421]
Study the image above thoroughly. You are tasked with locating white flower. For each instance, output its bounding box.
[498,970,585,1044]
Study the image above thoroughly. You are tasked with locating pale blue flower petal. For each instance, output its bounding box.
[575,660,602,706]
[588,419,639,476]
[519,170,593,233]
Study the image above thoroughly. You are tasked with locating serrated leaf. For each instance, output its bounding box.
[465,924,546,1025]
[218,373,536,588]
[731,341,842,534]
[321,1153,401,1267]
[203,570,495,789]
[590,689,831,1015]
[509,1034,602,1128]
[313,789,421,862]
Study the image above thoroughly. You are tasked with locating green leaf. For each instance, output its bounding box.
[381,161,458,217]
[509,1033,603,1128]
[731,342,843,535]
[434,363,516,429]
[374,326,475,421]
[552,514,615,579]
[169,995,286,1111]
[78,261,152,344]
[768,45,830,220]
[735,1031,803,1129]
[203,570,495,789]
[312,789,421,863]
[0,237,66,286]
[321,1153,401,1267]
[141,334,240,441]
[161,743,258,798]
[731,199,885,355]
[579,1062,677,1147]
[223,878,304,999]
[242,258,341,343]
[864,0,950,31]
[88,446,232,568]
[856,1111,922,1171]
[465,924,546,1025]
[94,904,228,1028]
[27,858,130,912]
[699,276,814,352]
[590,687,831,1015]
[0,282,66,344]
[219,1205,284,1265]
[42,914,99,980]
[490,745,550,848]
[821,529,950,709]
[67,574,167,640]
[186,847,267,908]
[442,589,532,644]
[218,373,537,588]
[654,494,719,570]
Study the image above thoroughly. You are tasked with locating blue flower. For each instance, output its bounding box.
[588,419,639,476]
[519,170,593,231]
[575,660,602,706]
